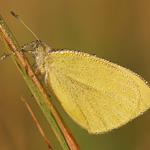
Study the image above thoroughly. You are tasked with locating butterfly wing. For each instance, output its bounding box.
[45,50,150,133]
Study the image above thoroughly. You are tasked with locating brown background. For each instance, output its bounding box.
[0,0,150,150]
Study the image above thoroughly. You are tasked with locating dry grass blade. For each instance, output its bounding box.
[0,15,80,150]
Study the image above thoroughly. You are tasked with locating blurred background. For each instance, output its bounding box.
[0,0,150,150]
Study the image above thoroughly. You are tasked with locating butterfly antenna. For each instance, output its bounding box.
[11,11,39,40]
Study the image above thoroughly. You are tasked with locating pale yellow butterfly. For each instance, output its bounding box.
[33,41,150,134]
[10,11,150,134]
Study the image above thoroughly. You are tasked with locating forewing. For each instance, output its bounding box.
[45,50,150,133]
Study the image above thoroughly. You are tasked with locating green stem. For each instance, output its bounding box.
[0,15,79,150]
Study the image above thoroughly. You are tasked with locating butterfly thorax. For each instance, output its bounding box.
[34,42,52,76]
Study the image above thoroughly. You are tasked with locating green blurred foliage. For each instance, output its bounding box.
[0,0,150,150]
